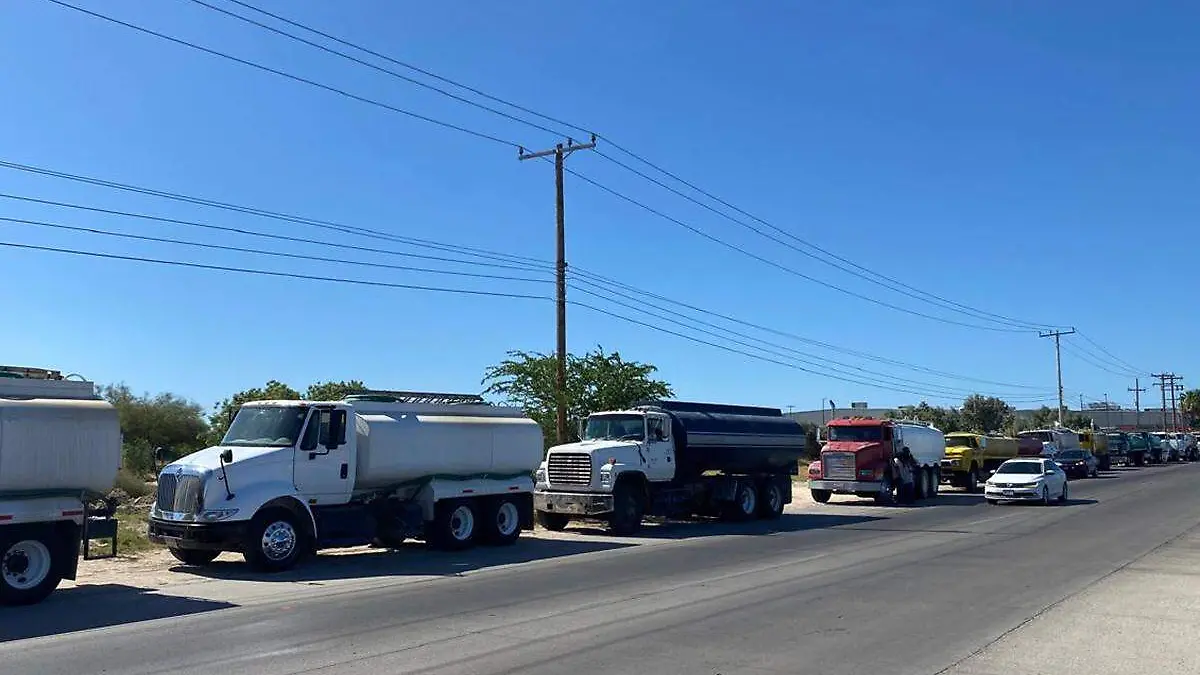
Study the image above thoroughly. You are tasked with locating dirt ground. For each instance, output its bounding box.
[68,482,820,591]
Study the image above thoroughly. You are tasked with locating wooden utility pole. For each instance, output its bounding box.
[1152,373,1175,432]
[1039,329,1075,425]
[1128,378,1145,430]
[519,136,596,444]
[1170,378,1184,431]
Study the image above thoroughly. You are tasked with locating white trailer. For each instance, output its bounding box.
[0,366,122,606]
[148,391,543,571]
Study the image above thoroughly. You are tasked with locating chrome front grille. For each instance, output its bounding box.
[157,472,202,513]
[822,452,857,480]
[547,453,593,486]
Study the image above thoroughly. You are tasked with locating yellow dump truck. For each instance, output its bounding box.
[1078,430,1110,471]
[940,432,1020,492]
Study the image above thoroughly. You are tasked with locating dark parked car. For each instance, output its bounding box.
[1054,449,1099,479]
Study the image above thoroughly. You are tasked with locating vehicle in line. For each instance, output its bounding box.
[1016,427,1080,458]
[534,400,805,534]
[1172,433,1198,461]
[1103,430,1131,466]
[984,458,1069,505]
[809,417,945,505]
[1149,432,1176,463]
[1054,448,1099,479]
[1125,431,1150,466]
[1138,432,1166,464]
[0,366,122,606]
[1078,430,1111,471]
[149,391,543,572]
[940,432,1020,492]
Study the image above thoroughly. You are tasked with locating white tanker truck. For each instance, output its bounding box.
[1,366,122,606]
[148,391,543,572]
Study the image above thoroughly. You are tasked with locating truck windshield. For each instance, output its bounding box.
[1147,436,1163,448]
[1057,450,1085,460]
[946,436,977,448]
[1018,431,1054,443]
[1106,435,1127,449]
[222,406,309,447]
[584,414,645,441]
[1129,435,1147,449]
[828,425,883,442]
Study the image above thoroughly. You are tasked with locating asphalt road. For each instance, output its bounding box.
[4,463,1199,675]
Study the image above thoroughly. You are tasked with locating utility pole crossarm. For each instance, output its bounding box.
[1040,328,1076,425]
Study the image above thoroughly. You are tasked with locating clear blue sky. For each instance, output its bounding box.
[1,0,1196,415]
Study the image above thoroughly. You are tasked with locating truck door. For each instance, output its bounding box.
[643,414,675,482]
[292,407,354,505]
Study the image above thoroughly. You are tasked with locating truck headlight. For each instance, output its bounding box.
[197,508,240,522]
[600,467,613,487]
[535,467,547,484]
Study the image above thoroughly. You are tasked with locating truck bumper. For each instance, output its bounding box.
[148,518,246,551]
[534,490,614,516]
[809,479,881,494]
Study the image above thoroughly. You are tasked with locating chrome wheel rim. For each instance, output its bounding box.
[740,486,757,514]
[261,521,297,561]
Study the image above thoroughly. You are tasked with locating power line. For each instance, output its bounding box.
[1076,330,1146,375]
[42,0,525,148]
[184,0,576,144]
[0,215,553,285]
[207,0,1056,333]
[0,159,1052,392]
[1060,342,1141,378]
[219,0,596,138]
[562,165,1031,333]
[0,240,551,301]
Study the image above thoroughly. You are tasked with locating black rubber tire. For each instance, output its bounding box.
[608,481,644,535]
[757,481,786,520]
[1099,455,1111,471]
[535,510,570,532]
[810,489,832,503]
[243,509,305,572]
[965,466,979,493]
[1059,482,1069,503]
[723,482,758,521]
[925,468,938,501]
[986,498,999,505]
[913,469,927,501]
[1134,455,1145,467]
[873,477,897,506]
[425,499,478,551]
[481,497,522,546]
[1040,486,1051,506]
[168,547,220,566]
[0,528,63,607]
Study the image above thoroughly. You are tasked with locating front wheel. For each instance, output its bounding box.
[810,489,832,503]
[0,529,62,606]
[243,510,305,572]
[965,467,979,493]
[1059,482,1069,503]
[608,481,644,535]
[169,547,219,566]
[757,481,786,520]
[535,510,570,532]
[1040,486,1051,506]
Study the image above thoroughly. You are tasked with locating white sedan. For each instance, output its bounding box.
[984,458,1068,505]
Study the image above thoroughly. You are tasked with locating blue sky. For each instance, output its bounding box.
[1,0,1196,415]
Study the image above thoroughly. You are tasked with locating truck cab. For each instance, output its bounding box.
[940,433,1019,492]
[1078,430,1111,470]
[1016,428,1080,458]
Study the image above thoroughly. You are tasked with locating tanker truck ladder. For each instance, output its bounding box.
[343,390,487,405]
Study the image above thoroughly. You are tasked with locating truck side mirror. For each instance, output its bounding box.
[220,448,233,464]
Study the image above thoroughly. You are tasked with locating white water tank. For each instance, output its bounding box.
[349,401,543,490]
[0,398,121,495]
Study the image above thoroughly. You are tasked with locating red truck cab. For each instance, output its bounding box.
[809,416,946,505]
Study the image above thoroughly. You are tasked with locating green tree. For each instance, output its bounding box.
[888,401,963,432]
[101,384,208,476]
[306,380,367,401]
[208,380,302,444]
[1180,389,1200,429]
[1027,406,1059,429]
[482,346,674,446]
[960,395,1016,434]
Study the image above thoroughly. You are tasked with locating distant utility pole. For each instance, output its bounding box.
[1104,393,1110,428]
[1171,379,1184,431]
[1151,373,1181,432]
[1039,328,1075,425]
[519,136,596,444]
[1079,394,1084,413]
[1129,378,1146,430]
